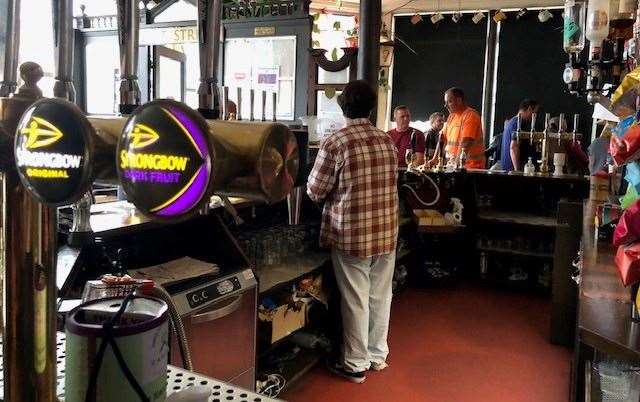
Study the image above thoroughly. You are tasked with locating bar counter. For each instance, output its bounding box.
[579,201,640,362]
[572,201,640,401]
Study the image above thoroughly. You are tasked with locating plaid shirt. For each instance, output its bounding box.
[307,118,398,257]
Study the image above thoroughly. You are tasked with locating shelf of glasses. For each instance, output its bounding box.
[257,251,330,294]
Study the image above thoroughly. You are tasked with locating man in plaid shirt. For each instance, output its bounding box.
[307,80,398,383]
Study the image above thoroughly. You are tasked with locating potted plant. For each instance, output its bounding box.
[345,26,358,48]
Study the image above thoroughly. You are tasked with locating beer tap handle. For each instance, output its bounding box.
[223,86,229,120]
[249,89,255,121]
[237,87,242,120]
[516,113,522,143]
[573,113,579,144]
[530,112,537,146]
[558,113,565,146]
[272,92,277,122]
[544,113,550,132]
[261,90,266,122]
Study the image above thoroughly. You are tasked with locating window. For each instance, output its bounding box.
[392,14,488,122]
[494,9,591,139]
[223,36,296,120]
[311,13,357,60]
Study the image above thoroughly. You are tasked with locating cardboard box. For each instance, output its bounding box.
[259,302,308,344]
[413,209,446,226]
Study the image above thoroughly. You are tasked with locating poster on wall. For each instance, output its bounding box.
[255,67,279,92]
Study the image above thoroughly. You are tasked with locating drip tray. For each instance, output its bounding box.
[0,333,280,402]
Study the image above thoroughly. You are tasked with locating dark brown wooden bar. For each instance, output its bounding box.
[572,201,640,401]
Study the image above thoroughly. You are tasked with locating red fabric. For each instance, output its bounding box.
[387,127,425,167]
[615,243,640,286]
[610,126,640,166]
[307,118,399,257]
[613,199,640,247]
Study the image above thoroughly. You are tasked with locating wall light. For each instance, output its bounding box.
[431,12,444,24]
[538,9,553,22]
[472,11,485,24]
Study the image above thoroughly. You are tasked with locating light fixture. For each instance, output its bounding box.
[538,9,553,22]
[472,11,485,24]
[431,12,444,24]
[493,10,507,23]
[452,12,462,23]
[516,8,527,20]
[410,13,423,25]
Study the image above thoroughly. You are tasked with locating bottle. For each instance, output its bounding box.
[564,0,587,54]
[524,157,535,175]
[586,0,610,55]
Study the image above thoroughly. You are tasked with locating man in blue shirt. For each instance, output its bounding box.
[501,99,539,172]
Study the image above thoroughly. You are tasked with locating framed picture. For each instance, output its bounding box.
[380,46,394,67]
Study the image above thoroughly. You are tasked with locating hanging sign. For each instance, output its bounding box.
[117,99,212,220]
[14,98,94,206]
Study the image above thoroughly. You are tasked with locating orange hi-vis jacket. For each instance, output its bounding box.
[443,106,486,169]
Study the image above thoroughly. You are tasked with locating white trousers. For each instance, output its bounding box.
[331,249,396,373]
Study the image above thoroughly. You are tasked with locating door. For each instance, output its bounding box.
[153,45,186,102]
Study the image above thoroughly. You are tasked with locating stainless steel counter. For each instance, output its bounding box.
[86,196,256,237]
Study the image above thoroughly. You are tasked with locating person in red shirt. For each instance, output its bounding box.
[387,105,425,168]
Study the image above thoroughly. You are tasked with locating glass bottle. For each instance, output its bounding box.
[586,0,611,55]
[564,0,587,54]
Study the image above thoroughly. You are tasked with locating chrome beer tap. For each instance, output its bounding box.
[261,90,267,122]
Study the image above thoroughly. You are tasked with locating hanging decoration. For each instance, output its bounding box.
[410,13,423,24]
[516,8,527,20]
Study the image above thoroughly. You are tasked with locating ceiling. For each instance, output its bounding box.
[73,0,563,20]
[311,0,563,15]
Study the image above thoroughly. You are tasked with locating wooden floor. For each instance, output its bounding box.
[283,284,571,402]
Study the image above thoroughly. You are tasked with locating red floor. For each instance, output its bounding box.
[283,285,571,402]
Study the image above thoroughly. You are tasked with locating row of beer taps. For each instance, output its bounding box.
[514,112,583,174]
[222,87,278,122]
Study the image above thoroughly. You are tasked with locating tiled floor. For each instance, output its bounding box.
[283,284,571,402]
